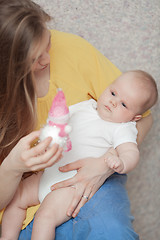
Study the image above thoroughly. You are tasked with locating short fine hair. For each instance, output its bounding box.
[126,70,158,113]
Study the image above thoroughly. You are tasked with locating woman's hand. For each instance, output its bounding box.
[6,131,63,175]
[51,148,116,218]
[0,130,63,209]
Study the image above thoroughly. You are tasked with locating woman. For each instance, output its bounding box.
[0,0,152,239]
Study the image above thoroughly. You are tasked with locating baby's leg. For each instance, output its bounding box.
[1,172,42,240]
[31,187,75,240]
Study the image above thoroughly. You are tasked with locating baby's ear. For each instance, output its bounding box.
[132,115,142,122]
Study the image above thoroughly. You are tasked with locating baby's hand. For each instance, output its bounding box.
[104,152,124,173]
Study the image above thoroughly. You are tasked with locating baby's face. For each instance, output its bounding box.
[97,73,145,123]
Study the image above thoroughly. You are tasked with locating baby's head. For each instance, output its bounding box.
[97,70,158,123]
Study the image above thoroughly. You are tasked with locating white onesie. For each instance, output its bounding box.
[39,99,138,202]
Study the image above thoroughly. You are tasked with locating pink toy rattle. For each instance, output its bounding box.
[40,89,72,151]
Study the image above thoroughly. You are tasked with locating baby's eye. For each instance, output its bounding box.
[111,91,115,96]
[121,102,127,108]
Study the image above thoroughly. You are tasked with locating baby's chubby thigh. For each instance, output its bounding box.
[14,171,43,209]
[35,187,75,227]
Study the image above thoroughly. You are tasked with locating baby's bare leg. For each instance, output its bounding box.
[1,172,42,240]
[31,187,75,240]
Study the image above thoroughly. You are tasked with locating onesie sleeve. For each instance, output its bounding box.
[113,122,138,149]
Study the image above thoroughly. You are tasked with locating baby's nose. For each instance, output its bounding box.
[110,100,117,107]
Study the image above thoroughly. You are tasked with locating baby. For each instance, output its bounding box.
[1,70,158,240]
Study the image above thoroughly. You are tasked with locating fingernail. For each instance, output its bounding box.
[67,211,72,217]
[72,213,76,218]
[50,186,55,191]
[59,147,63,152]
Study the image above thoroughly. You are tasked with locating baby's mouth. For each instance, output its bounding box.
[105,105,111,112]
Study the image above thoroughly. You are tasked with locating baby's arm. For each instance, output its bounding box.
[105,142,139,174]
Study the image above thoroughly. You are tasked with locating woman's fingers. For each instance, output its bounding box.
[66,184,85,217]
[52,159,84,189]
[30,147,63,171]
[66,181,93,218]
[31,141,59,163]
[71,197,87,218]
[71,186,92,218]
[24,137,53,159]
[87,175,107,200]
[20,137,52,168]
[68,176,107,218]
[22,130,41,147]
[27,145,63,171]
[50,176,76,190]
[59,159,83,172]
[53,156,114,218]
[21,134,64,171]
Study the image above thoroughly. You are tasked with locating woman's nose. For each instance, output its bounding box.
[39,52,50,66]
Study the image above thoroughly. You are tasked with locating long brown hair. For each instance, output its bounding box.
[0,0,51,163]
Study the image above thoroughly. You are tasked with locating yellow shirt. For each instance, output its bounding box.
[36,30,122,130]
[0,30,149,229]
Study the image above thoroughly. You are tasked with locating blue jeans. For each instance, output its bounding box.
[18,173,139,240]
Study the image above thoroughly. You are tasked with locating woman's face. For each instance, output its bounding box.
[32,29,51,72]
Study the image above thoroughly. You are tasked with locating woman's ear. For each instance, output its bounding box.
[132,115,142,122]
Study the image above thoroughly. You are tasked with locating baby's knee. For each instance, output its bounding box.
[7,182,23,207]
[10,180,37,209]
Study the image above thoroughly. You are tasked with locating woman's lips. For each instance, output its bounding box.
[40,64,49,70]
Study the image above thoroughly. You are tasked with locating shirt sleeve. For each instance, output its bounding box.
[113,122,138,149]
